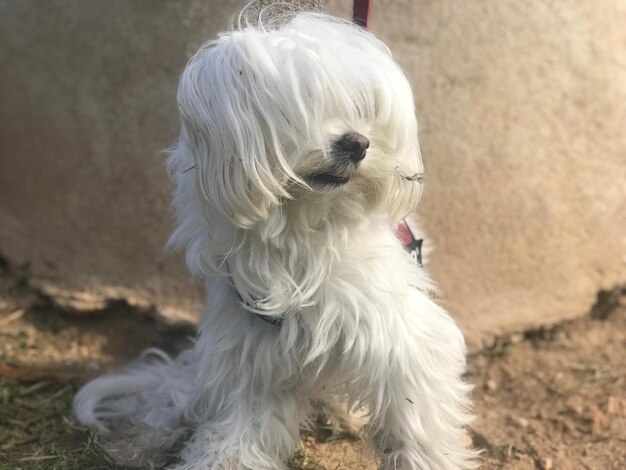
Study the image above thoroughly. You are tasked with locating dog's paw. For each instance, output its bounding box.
[313,398,369,437]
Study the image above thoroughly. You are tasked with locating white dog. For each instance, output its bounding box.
[74,8,476,470]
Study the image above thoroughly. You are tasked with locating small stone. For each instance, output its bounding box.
[486,380,498,391]
[541,457,553,469]
[607,396,621,414]
[512,416,529,428]
[510,333,524,344]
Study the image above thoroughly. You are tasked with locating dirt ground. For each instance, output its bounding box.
[0,259,624,469]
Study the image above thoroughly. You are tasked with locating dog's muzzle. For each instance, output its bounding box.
[305,131,370,187]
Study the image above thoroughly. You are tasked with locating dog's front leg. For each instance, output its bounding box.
[358,299,476,470]
[172,386,305,470]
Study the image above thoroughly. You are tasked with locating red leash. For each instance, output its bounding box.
[352,0,370,28]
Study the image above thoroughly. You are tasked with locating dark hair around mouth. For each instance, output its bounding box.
[305,172,350,187]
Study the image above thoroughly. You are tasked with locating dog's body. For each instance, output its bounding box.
[74,10,475,470]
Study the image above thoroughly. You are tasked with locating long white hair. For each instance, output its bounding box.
[168,12,423,314]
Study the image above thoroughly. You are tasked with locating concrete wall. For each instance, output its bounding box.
[342,0,626,347]
[0,0,234,321]
[1,0,624,348]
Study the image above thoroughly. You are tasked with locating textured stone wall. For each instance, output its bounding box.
[1,0,624,347]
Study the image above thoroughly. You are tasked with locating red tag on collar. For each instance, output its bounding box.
[395,219,423,266]
[395,220,415,246]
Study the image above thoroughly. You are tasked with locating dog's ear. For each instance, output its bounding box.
[174,43,296,229]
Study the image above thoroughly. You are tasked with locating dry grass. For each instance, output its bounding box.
[0,379,118,469]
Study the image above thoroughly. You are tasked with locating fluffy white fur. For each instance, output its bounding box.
[74,10,476,470]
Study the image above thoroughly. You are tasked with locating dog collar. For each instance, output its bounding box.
[233,219,423,328]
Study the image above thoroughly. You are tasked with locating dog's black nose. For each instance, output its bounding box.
[336,131,370,163]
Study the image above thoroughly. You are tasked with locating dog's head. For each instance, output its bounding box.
[170,12,423,237]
